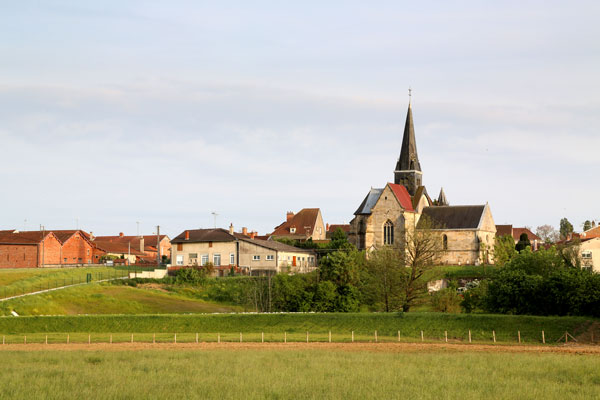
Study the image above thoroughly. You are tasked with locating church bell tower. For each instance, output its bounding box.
[394,95,422,196]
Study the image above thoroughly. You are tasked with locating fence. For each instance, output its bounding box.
[0,267,153,301]
[0,330,588,346]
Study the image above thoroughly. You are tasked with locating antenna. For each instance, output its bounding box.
[136,221,140,237]
[408,87,412,106]
[211,212,219,229]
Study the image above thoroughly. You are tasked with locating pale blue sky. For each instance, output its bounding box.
[1,1,599,237]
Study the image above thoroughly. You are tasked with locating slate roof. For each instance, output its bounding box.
[395,104,421,172]
[354,188,384,215]
[437,188,449,206]
[171,229,235,244]
[271,208,321,238]
[418,205,486,230]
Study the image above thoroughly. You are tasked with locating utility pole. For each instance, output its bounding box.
[40,225,45,268]
[156,225,161,266]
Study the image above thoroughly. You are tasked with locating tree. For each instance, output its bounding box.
[402,216,441,312]
[494,235,517,266]
[583,220,593,231]
[318,243,363,286]
[536,225,559,244]
[559,218,574,240]
[364,246,405,312]
[515,233,531,252]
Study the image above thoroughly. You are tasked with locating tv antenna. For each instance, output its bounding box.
[211,212,219,228]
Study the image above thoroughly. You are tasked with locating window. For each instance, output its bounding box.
[290,227,296,234]
[383,220,394,245]
[582,251,593,259]
[78,258,82,262]
[189,253,198,259]
[87,249,90,255]
[64,258,67,263]
[442,235,448,251]
[213,254,221,266]
[177,243,183,251]
[201,254,209,266]
[253,255,260,261]
[176,255,184,266]
[230,253,235,265]
[266,255,274,261]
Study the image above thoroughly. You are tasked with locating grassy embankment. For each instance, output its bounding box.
[0,312,592,344]
[0,266,131,299]
[1,349,599,399]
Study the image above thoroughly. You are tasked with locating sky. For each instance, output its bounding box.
[1,1,599,238]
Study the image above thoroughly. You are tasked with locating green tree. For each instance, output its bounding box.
[515,233,531,253]
[583,220,592,231]
[559,218,574,239]
[364,246,405,312]
[494,235,517,266]
[318,243,363,286]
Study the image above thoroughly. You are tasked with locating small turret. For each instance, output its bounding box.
[437,188,449,206]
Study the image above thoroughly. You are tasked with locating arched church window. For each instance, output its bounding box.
[384,221,394,245]
[442,234,448,251]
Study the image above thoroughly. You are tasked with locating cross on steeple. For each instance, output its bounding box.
[408,87,412,105]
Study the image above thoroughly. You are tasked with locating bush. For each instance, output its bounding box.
[175,268,206,285]
[430,288,462,313]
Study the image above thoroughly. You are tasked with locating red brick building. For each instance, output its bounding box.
[0,231,62,268]
[52,230,95,265]
[92,233,171,263]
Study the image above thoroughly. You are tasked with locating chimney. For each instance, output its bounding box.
[326,223,330,231]
[139,237,144,252]
[185,230,189,240]
[119,232,124,237]
[286,211,295,222]
[242,227,248,236]
[250,231,257,239]
[89,232,95,241]
[229,223,234,235]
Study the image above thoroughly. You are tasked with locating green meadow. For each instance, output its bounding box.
[1,348,599,400]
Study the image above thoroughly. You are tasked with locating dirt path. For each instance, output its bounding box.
[2,341,600,354]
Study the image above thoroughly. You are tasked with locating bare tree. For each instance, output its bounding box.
[402,216,441,312]
[536,225,559,244]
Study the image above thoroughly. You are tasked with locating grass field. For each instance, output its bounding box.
[0,283,241,316]
[0,266,130,299]
[1,347,599,399]
[0,312,593,344]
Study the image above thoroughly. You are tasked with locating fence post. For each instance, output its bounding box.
[421,330,424,342]
[284,332,287,343]
[329,331,331,343]
[240,332,242,343]
[24,335,27,344]
[218,333,220,343]
[262,332,264,343]
[45,335,48,345]
[398,330,401,342]
[131,334,133,343]
[88,334,91,344]
[565,331,568,344]
[518,331,521,344]
[468,330,471,343]
[306,331,308,343]
[542,330,545,344]
[351,331,354,343]
[375,330,378,343]
[492,330,496,343]
[2,335,4,345]
[67,334,70,344]
[174,333,177,344]
[445,331,448,343]
[196,333,198,344]
[153,333,155,344]
[110,334,113,344]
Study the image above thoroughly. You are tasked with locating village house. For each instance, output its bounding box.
[270,209,327,242]
[580,237,600,271]
[0,229,95,268]
[348,100,497,265]
[495,225,542,250]
[326,224,351,239]
[171,226,316,276]
[91,233,171,263]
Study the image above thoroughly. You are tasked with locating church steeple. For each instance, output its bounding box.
[394,93,423,196]
[437,187,448,206]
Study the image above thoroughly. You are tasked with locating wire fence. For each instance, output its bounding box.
[0,330,588,346]
[0,268,155,301]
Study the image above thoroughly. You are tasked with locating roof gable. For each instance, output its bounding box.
[354,188,383,215]
[271,208,322,238]
[387,183,414,211]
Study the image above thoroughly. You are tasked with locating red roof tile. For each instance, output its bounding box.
[387,183,414,211]
[271,208,321,238]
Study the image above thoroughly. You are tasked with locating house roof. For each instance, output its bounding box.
[354,188,384,215]
[495,224,513,237]
[582,226,600,239]
[271,208,321,238]
[418,205,486,230]
[388,183,415,212]
[0,231,56,245]
[93,240,146,256]
[93,234,169,251]
[327,224,351,233]
[513,228,541,242]
[171,229,235,244]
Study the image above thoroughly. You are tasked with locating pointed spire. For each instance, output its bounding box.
[437,188,448,206]
[395,101,421,172]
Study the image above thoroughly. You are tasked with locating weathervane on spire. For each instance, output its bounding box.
[408,87,412,105]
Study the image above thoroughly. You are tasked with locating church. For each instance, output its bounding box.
[348,100,496,265]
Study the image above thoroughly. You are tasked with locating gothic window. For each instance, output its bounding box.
[383,220,394,245]
[442,234,448,251]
